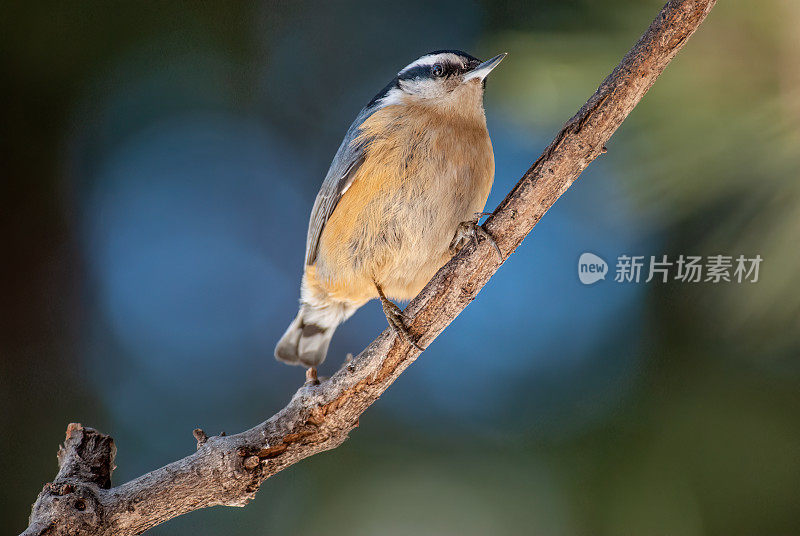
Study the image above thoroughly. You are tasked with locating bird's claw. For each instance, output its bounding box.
[449,214,503,261]
[376,285,424,352]
[383,302,424,351]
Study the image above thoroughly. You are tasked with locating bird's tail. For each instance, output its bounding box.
[274,301,355,368]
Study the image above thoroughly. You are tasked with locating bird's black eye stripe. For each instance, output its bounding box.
[398,65,431,81]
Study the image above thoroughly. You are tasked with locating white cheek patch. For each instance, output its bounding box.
[378,81,440,104]
[379,87,406,106]
[407,79,442,99]
[398,78,441,99]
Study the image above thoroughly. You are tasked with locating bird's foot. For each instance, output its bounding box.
[376,285,424,352]
[449,212,502,261]
[305,367,320,386]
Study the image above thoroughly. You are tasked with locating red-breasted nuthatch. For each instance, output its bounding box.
[275,50,506,381]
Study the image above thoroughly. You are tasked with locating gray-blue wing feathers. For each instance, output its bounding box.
[304,106,375,266]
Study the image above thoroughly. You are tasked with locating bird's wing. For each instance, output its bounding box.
[304,107,373,266]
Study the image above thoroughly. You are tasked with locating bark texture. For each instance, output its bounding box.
[20,1,716,534]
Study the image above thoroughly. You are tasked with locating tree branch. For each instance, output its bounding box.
[20,1,716,534]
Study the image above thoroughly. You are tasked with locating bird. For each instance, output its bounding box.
[275,50,506,383]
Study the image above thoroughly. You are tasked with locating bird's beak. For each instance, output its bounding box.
[463,53,507,82]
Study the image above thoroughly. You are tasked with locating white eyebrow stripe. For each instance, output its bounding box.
[397,53,465,75]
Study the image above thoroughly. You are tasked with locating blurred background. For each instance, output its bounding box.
[2,0,799,534]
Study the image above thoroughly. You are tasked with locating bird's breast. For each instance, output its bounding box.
[317,103,494,300]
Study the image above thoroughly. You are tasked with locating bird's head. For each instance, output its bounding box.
[372,50,507,116]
